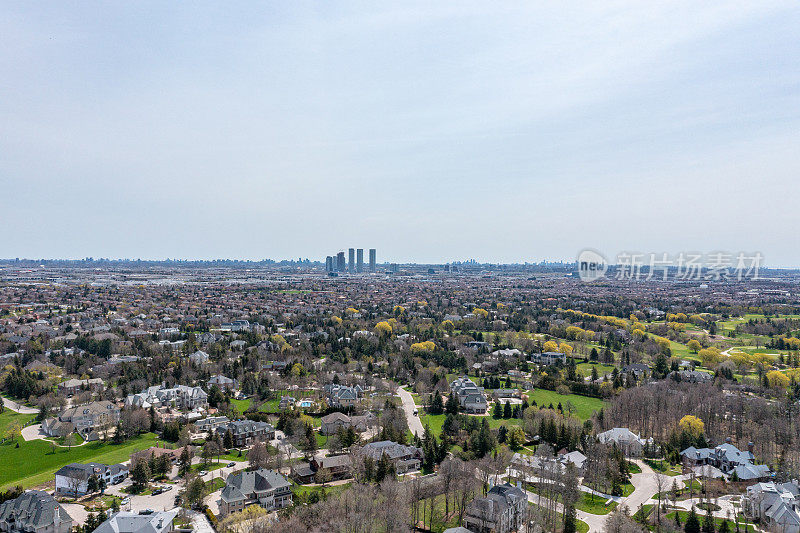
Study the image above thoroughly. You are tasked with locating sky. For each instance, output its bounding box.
[2,1,799,265]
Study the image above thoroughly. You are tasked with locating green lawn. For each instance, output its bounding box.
[0,431,159,489]
[0,409,36,437]
[229,398,251,414]
[664,511,755,532]
[576,362,615,378]
[526,389,607,421]
[576,492,617,514]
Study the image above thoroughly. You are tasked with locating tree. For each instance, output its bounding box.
[131,459,151,492]
[679,415,705,439]
[493,401,502,418]
[87,475,98,495]
[249,441,269,470]
[702,509,715,533]
[179,447,193,477]
[445,393,459,414]
[507,426,526,451]
[503,401,512,419]
[184,475,207,509]
[3,422,21,443]
[687,339,702,353]
[223,430,233,450]
[685,507,701,533]
[64,432,78,451]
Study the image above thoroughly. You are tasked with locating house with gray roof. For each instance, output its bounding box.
[463,483,526,533]
[217,420,274,447]
[359,440,423,474]
[42,401,120,441]
[217,469,292,517]
[681,442,770,481]
[744,481,800,533]
[55,462,128,496]
[0,491,73,533]
[94,509,178,533]
[323,383,362,409]
[450,377,487,414]
[597,427,648,457]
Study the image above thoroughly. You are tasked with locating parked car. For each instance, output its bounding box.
[227,462,235,467]
[121,497,130,505]
[198,470,208,476]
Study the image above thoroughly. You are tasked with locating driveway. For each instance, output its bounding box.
[189,510,215,533]
[396,386,424,437]
[2,396,37,414]
[22,424,44,441]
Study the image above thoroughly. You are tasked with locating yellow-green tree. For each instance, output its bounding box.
[543,340,558,353]
[767,370,790,389]
[375,321,392,336]
[678,415,704,438]
[687,339,702,353]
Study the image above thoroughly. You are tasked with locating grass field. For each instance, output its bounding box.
[0,409,36,437]
[525,389,607,421]
[0,419,159,489]
[576,492,617,514]
[576,362,615,378]
[664,510,755,532]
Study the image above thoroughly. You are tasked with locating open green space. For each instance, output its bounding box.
[0,422,159,489]
[576,492,617,514]
[525,389,607,421]
[663,510,755,532]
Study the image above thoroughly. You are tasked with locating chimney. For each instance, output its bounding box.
[748,442,755,453]
[725,437,731,444]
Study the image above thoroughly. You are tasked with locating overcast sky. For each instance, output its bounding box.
[2,2,799,265]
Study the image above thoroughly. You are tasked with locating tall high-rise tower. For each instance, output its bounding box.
[369,249,376,272]
[325,256,333,272]
[336,251,346,272]
[356,249,364,273]
[348,248,355,273]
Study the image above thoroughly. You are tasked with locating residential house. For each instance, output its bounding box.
[359,441,423,474]
[492,389,520,400]
[529,352,567,366]
[58,378,104,396]
[125,384,208,411]
[194,416,230,433]
[597,427,648,457]
[208,375,237,391]
[188,350,210,365]
[324,384,362,409]
[55,463,129,496]
[744,481,800,533]
[310,454,352,481]
[94,509,179,533]
[218,420,275,447]
[319,412,376,436]
[681,442,771,480]
[450,377,488,414]
[217,469,292,517]
[130,446,190,466]
[42,401,120,441]
[463,483,527,533]
[0,491,73,533]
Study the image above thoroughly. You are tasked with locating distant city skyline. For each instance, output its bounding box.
[2,3,799,265]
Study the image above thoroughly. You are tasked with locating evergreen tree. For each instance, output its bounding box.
[685,507,701,533]
[503,401,512,419]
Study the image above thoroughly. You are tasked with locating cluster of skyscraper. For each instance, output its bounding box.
[325,248,376,273]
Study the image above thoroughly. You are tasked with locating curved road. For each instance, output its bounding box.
[2,396,38,414]
[397,386,424,437]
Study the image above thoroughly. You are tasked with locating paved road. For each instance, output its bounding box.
[2,396,37,414]
[396,386,424,437]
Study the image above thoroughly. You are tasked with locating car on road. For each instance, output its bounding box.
[413,409,418,416]
[152,488,164,495]
[227,462,236,467]
[198,470,208,476]
[121,497,130,505]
